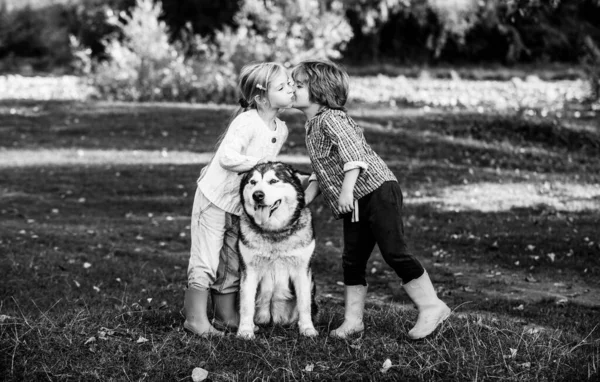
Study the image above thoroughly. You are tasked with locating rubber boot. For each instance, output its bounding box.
[403,271,451,340]
[183,288,224,337]
[211,292,239,331]
[330,284,368,339]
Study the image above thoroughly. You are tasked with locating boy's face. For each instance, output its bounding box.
[291,74,312,111]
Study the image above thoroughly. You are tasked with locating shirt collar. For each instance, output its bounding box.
[305,106,330,131]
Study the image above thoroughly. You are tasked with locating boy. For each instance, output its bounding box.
[291,60,450,340]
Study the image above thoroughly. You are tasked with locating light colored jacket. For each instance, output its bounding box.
[198,109,288,216]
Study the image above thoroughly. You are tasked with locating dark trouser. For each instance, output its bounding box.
[342,181,424,286]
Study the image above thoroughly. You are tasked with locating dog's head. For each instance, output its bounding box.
[240,162,305,231]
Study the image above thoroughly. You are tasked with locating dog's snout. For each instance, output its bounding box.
[252,190,265,202]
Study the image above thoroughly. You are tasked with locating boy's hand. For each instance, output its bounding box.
[338,189,354,214]
[304,181,320,206]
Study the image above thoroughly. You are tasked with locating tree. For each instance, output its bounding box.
[215,0,353,71]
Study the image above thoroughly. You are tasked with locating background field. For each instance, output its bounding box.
[1,74,599,380]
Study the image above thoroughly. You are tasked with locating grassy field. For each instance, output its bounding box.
[1,95,599,380]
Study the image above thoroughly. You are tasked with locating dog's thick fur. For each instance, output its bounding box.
[237,162,318,339]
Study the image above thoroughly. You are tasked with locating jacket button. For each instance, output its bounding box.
[272,137,277,143]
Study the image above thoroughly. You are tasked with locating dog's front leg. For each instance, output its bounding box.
[237,270,259,339]
[292,269,318,337]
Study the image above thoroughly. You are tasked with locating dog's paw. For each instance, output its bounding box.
[237,326,256,340]
[300,326,318,337]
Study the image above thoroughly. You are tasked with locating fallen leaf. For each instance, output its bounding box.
[513,304,524,311]
[191,367,208,382]
[83,262,92,269]
[84,337,96,345]
[525,275,537,283]
[504,348,518,359]
[136,336,149,344]
[381,358,392,373]
[547,253,556,262]
[523,324,545,335]
[555,297,568,306]
[304,363,314,372]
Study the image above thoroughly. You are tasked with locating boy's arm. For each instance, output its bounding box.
[304,173,320,206]
[323,115,369,174]
[338,168,360,214]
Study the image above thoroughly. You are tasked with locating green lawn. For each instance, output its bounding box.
[1,99,599,381]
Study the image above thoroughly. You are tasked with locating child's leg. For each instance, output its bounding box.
[212,214,240,330]
[369,182,450,340]
[330,213,376,339]
[184,288,223,337]
[185,188,227,336]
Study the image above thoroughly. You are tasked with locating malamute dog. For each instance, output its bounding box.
[237,162,318,339]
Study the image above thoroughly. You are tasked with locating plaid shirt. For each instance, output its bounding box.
[305,107,397,219]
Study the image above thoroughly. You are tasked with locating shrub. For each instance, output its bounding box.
[216,0,353,73]
[0,3,74,71]
[87,0,352,103]
[88,0,236,102]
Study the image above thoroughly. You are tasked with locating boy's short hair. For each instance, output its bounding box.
[292,60,349,110]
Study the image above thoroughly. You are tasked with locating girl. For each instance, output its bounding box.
[184,62,295,337]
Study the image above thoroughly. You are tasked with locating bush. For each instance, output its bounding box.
[87,0,352,103]
[0,3,74,72]
[88,0,236,102]
[216,0,353,73]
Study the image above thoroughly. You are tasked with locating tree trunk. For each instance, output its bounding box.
[583,35,600,101]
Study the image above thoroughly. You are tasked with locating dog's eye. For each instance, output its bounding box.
[269,179,279,184]
[250,180,257,185]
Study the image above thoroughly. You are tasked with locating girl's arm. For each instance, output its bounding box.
[219,121,269,172]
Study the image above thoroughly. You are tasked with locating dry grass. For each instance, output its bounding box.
[1,98,599,381]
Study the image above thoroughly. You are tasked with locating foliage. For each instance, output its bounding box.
[2,0,600,74]
[87,0,235,102]
[214,0,353,73]
[0,2,75,71]
[343,0,600,65]
[85,0,353,102]
[159,0,240,41]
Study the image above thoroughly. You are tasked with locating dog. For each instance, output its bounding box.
[236,162,318,339]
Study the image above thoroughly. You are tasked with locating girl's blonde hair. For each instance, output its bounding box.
[214,62,287,150]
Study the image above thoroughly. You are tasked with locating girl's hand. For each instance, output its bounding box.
[338,189,354,214]
[257,155,276,164]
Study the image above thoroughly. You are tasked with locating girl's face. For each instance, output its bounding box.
[290,73,310,110]
[264,71,295,109]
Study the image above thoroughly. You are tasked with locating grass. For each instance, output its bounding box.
[1,98,599,381]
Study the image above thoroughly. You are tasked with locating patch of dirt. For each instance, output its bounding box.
[439,262,600,308]
[316,261,600,310]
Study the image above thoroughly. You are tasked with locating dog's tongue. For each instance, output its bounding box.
[255,205,271,226]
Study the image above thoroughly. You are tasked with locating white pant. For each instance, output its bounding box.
[187,188,240,293]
